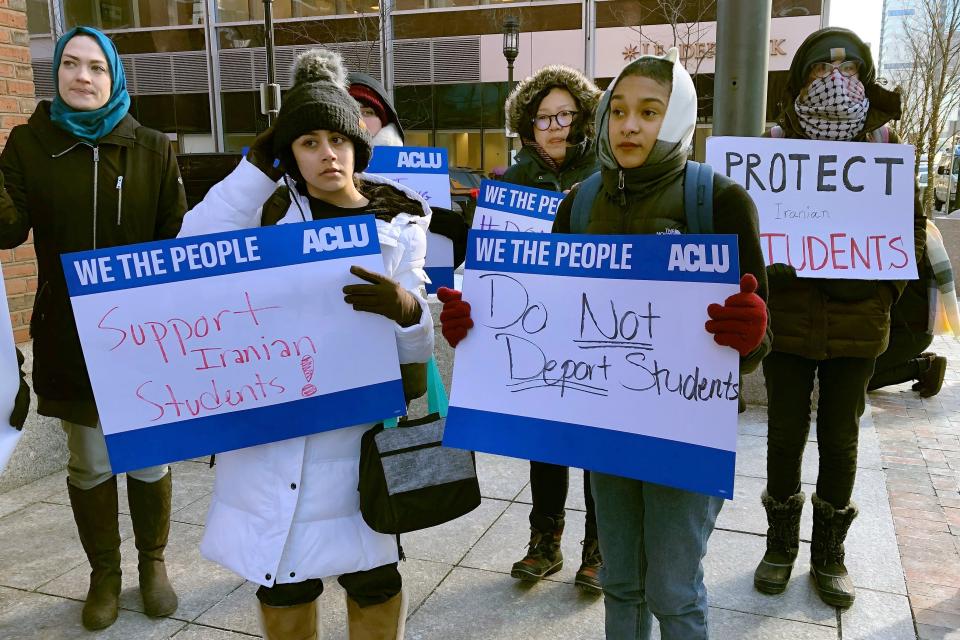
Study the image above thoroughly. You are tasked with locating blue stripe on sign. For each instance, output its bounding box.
[442,407,736,498]
[104,379,405,473]
[477,180,564,222]
[366,147,449,174]
[425,266,454,294]
[465,230,741,285]
[63,216,381,296]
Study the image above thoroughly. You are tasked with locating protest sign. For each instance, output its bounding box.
[472,180,563,234]
[0,263,22,475]
[62,216,407,473]
[366,146,453,293]
[706,136,917,279]
[366,146,451,208]
[444,230,741,498]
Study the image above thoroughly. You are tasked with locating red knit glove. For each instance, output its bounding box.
[437,287,474,348]
[704,274,767,357]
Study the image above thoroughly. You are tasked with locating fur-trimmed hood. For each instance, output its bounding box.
[505,65,601,143]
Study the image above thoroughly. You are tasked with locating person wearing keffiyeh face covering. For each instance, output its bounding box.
[754,28,927,609]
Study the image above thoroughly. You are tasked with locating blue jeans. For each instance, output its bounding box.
[592,473,723,640]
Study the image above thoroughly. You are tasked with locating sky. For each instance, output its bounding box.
[827,0,885,59]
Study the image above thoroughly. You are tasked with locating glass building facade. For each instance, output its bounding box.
[27,0,822,172]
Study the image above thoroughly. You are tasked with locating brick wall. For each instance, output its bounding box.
[0,0,34,343]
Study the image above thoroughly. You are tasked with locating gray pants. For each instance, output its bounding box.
[63,420,168,490]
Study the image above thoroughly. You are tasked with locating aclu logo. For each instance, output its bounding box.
[667,243,730,273]
[397,151,443,169]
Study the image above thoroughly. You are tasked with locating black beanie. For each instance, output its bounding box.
[273,49,373,176]
[788,28,876,97]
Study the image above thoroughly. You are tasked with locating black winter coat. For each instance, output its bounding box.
[502,143,598,193]
[765,94,926,360]
[0,102,186,426]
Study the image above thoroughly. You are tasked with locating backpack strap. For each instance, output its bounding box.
[683,160,714,235]
[261,185,292,226]
[570,172,603,233]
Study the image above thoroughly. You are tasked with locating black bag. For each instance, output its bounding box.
[359,358,481,534]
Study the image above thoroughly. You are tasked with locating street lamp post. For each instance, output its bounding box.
[260,0,281,124]
[502,16,520,168]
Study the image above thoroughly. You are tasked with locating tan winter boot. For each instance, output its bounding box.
[259,600,319,640]
[127,472,179,617]
[67,476,122,630]
[347,591,407,640]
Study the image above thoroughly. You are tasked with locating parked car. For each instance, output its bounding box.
[934,149,960,212]
[449,166,483,225]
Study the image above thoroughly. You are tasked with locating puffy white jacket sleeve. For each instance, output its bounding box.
[391,220,434,365]
[178,158,277,237]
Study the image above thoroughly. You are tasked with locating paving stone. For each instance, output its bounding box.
[846,469,908,595]
[402,498,510,565]
[705,530,837,628]
[405,566,604,640]
[173,493,212,527]
[475,453,530,501]
[171,625,256,639]
[40,521,244,621]
[0,585,186,640]
[0,501,131,591]
[708,606,837,639]
[459,501,592,586]
[0,470,65,519]
[840,588,915,639]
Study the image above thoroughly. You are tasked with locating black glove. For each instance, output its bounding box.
[247,127,284,181]
[9,348,28,430]
[342,266,423,328]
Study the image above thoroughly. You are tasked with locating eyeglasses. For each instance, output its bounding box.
[532,110,578,131]
[809,60,861,79]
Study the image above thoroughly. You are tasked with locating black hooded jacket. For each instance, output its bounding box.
[765,27,926,360]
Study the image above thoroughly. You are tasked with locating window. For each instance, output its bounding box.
[27,0,50,35]
[63,0,200,29]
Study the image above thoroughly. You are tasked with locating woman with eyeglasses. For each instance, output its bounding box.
[754,28,925,608]
[500,65,604,595]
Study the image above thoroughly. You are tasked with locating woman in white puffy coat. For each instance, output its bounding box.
[178,49,432,639]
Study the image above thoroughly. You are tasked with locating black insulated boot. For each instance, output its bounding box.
[810,493,858,608]
[754,489,805,594]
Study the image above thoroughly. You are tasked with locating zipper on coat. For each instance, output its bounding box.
[92,146,99,249]
[618,169,626,207]
[116,176,124,225]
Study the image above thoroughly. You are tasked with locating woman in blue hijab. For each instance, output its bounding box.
[0,27,186,631]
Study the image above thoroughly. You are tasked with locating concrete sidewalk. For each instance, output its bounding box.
[0,398,917,639]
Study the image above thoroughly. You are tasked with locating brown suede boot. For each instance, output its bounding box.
[127,472,178,617]
[67,476,122,631]
[810,493,858,608]
[511,513,564,582]
[346,591,407,640]
[259,600,318,640]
